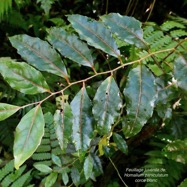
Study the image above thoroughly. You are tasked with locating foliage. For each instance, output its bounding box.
[0,12,187,187]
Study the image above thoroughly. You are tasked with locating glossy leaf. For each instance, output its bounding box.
[113,133,128,154]
[68,14,120,58]
[34,163,52,173]
[93,76,122,135]
[163,139,187,164]
[123,65,157,138]
[70,87,93,152]
[9,35,68,80]
[174,53,187,93]
[84,154,93,180]
[45,172,58,187]
[14,105,45,169]
[0,57,50,94]
[54,103,73,152]
[0,103,20,121]
[101,13,148,49]
[91,154,103,176]
[47,27,94,68]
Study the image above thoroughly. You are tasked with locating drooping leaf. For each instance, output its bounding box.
[83,154,93,180]
[45,172,58,187]
[52,154,62,167]
[163,139,187,164]
[174,53,187,93]
[91,154,103,176]
[113,133,128,154]
[68,14,120,58]
[14,105,45,169]
[61,169,69,185]
[70,87,93,152]
[0,57,50,94]
[71,168,80,187]
[0,103,20,121]
[93,76,122,135]
[9,35,68,81]
[123,65,157,138]
[101,13,148,49]
[47,27,94,69]
[34,163,52,173]
[54,103,73,152]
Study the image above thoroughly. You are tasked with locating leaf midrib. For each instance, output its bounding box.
[15,38,68,78]
[70,16,120,57]
[50,32,93,68]
[106,16,147,47]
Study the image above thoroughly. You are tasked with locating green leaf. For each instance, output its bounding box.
[37,0,54,15]
[0,103,20,121]
[70,87,93,152]
[54,103,73,152]
[174,53,187,93]
[14,105,45,169]
[163,139,187,164]
[34,163,52,173]
[178,178,187,187]
[9,35,68,81]
[123,65,157,138]
[84,154,93,180]
[45,172,58,187]
[68,14,120,58]
[0,57,50,94]
[101,13,148,49]
[71,168,80,187]
[93,76,122,135]
[52,154,62,167]
[113,133,128,154]
[61,169,69,185]
[47,27,94,69]
[91,154,103,176]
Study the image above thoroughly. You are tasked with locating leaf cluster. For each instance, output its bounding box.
[0,13,187,187]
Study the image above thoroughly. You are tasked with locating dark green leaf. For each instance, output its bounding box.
[163,139,187,164]
[9,35,68,81]
[71,168,80,187]
[54,103,73,151]
[45,172,58,187]
[47,27,94,69]
[70,87,93,152]
[14,105,44,169]
[91,154,103,176]
[101,13,148,49]
[68,14,120,58]
[0,103,20,121]
[84,154,93,180]
[174,53,187,93]
[123,65,157,138]
[93,76,122,135]
[0,57,50,94]
[113,133,128,154]
[34,163,52,173]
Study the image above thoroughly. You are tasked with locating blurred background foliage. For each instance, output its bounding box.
[0,0,187,57]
